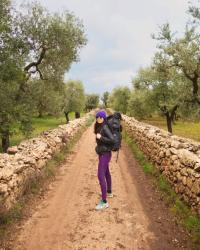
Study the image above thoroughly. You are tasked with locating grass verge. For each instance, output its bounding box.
[0,112,86,152]
[0,114,94,244]
[142,116,200,142]
[123,129,200,246]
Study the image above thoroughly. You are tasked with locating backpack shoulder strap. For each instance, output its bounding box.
[105,120,114,133]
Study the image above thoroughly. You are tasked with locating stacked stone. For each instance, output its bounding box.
[123,115,200,215]
[0,112,93,213]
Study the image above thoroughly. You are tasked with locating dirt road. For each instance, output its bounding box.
[13,125,195,250]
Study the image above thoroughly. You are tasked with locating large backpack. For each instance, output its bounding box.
[106,112,122,151]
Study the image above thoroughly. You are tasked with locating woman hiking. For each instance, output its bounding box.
[94,111,115,210]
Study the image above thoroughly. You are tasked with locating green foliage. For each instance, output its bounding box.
[30,79,65,117]
[158,175,173,195]
[128,89,154,119]
[128,2,200,131]
[14,2,87,79]
[0,1,87,151]
[188,1,200,23]
[178,101,200,121]
[152,10,200,107]
[64,80,86,113]
[130,65,181,133]
[0,201,24,226]
[85,94,99,110]
[108,86,131,114]
[130,15,200,129]
[101,91,110,108]
[44,161,57,178]
[0,0,11,32]
[53,152,65,163]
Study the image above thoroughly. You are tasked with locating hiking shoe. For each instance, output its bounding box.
[95,200,109,210]
[107,192,114,198]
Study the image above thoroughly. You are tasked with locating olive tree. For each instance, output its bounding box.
[108,86,131,114]
[0,1,87,152]
[85,94,100,111]
[152,20,200,106]
[130,66,181,133]
[64,80,86,123]
[101,91,110,108]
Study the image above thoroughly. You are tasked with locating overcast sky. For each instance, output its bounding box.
[14,0,192,94]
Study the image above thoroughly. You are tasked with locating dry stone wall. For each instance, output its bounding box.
[123,115,200,215]
[0,112,94,213]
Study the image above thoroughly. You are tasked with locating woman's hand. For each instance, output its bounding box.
[96,133,101,139]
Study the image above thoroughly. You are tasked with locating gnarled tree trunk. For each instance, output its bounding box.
[64,111,70,123]
[165,112,173,133]
[75,112,80,119]
[160,105,178,134]
[2,130,10,153]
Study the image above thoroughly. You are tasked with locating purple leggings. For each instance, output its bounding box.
[98,152,112,201]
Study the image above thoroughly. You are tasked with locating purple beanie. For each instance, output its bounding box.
[96,111,107,119]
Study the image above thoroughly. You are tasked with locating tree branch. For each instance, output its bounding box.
[160,105,168,115]
[36,66,45,80]
[170,104,179,121]
[181,67,196,82]
[183,96,200,105]
[24,47,46,71]
[165,61,199,96]
[24,46,47,80]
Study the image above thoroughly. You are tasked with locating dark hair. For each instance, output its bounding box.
[94,117,108,134]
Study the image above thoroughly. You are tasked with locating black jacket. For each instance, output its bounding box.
[95,123,115,155]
